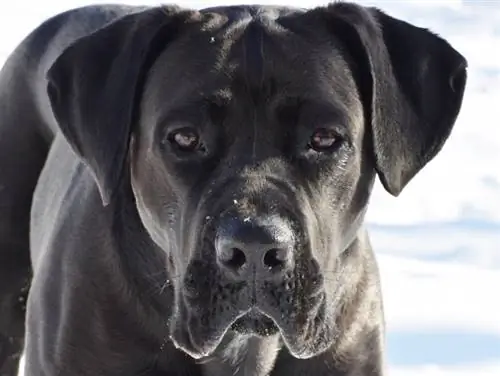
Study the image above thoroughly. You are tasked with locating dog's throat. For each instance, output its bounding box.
[200,334,281,376]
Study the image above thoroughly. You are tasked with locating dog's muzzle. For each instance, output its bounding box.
[169,213,334,359]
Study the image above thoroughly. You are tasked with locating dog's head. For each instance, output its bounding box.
[47,3,466,360]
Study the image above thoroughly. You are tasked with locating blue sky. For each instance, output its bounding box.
[1,1,498,375]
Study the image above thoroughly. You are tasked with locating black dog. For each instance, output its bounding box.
[0,2,466,375]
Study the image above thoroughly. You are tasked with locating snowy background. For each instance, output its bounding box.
[1,0,498,375]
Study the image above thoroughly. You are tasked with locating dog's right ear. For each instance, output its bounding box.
[47,7,196,206]
[317,3,467,196]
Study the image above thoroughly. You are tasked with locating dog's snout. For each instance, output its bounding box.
[215,217,295,278]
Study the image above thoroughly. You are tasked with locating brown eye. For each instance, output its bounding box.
[169,128,200,152]
[309,128,340,152]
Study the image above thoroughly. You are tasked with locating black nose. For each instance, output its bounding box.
[215,216,295,278]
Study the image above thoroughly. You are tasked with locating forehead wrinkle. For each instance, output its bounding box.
[213,17,250,73]
[241,19,266,162]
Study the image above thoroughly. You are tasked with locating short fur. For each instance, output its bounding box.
[0,3,466,376]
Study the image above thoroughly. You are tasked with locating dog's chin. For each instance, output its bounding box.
[230,309,279,337]
[169,307,277,359]
[170,294,336,360]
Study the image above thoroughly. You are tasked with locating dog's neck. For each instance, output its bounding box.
[199,333,282,376]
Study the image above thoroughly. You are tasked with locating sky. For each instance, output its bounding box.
[1,1,498,375]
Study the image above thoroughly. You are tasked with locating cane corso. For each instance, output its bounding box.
[0,2,466,375]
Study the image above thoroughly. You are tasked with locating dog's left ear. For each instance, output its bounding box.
[47,7,194,206]
[319,3,467,196]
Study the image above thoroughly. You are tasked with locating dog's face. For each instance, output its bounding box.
[47,3,467,360]
[130,9,373,358]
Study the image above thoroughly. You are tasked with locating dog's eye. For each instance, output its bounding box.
[168,127,201,152]
[308,128,341,152]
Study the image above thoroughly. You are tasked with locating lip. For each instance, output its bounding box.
[171,287,330,359]
[174,253,328,358]
[274,292,333,359]
[230,307,279,336]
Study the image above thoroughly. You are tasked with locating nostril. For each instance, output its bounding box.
[263,248,289,270]
[220,247,247,270]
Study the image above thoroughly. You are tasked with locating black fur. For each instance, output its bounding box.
[0,3,466,375]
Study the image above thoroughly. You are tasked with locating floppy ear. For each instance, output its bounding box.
[321,3,467,196]
[47,6,192,205]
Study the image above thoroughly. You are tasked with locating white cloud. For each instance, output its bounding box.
[390,362,500,376]
[369,222,500,270]
[378,254,500,335]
